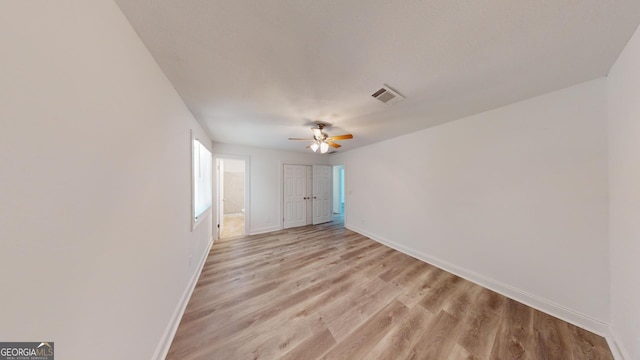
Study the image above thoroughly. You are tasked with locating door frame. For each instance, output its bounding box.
[214,153,251,240]
[217,158,225,237]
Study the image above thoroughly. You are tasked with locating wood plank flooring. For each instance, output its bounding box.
[167,218,613,360]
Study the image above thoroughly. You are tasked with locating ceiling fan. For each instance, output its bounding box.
[289,124,354,153]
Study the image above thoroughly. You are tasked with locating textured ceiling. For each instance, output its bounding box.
[115,0,640,154]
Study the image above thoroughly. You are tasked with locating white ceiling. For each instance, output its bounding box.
[115,0,640,154]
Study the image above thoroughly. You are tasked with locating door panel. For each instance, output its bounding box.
[284,165,307,228]
[306,166,313,225]
[313,165,333,225]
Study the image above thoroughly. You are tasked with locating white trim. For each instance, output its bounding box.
[346,224,610,336]
[192,133,213,231]
[152,237,213,360]
[192,208,211,231]
[279,161,284,231]
[607,326,631,360]
[250,225,281,235]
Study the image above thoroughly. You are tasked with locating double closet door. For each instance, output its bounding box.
[283,164,332,229]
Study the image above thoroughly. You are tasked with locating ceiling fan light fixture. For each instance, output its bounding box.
[320,141,329,153]
[290,123,353,153]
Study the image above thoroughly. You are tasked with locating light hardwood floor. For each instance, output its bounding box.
[167,218,613,360]
[221,214,245,239]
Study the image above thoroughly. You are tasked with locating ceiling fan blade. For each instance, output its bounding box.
[326,141,341,148]
[288,137,315,141]
[327,134,353,140]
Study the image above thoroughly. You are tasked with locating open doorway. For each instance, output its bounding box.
[333,165,344,215]
[216,157,247,239]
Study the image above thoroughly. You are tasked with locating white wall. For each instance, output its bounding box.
[0,2,212,359]
[213,143,330,234]
[607,24,640,360]
[332,78,610,332]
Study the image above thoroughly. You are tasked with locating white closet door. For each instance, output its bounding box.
[283,165,307,229]
[312,165,333,225]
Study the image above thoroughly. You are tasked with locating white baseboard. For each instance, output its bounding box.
[607,326,631,360]
[250,225,281,235]
[346,224,610,337]
[152,237,213,360]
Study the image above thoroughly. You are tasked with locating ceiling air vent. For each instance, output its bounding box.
[371,85,404,105]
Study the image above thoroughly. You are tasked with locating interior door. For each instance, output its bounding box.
[312,165,333,224]
[284,165,307,229]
